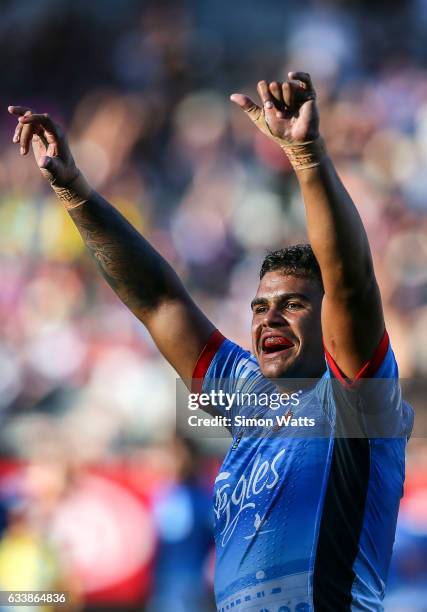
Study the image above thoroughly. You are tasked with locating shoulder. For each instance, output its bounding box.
[192,330,263,394]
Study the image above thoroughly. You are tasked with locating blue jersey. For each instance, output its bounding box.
[194,330,413,611]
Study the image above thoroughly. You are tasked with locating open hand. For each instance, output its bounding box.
[230,72,319,145]
[8,106,78,187]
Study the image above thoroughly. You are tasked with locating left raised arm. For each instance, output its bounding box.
[231,72,384,377]
[294,137,384,378]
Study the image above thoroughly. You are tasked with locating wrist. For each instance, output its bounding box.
[51,171,93,210]
[281,137,326,171]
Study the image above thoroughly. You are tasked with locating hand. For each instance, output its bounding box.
[8,106,79,187]
[230,72,319,145]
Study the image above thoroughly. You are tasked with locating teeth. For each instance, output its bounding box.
[262,336,292,351]
[265,337,287,345]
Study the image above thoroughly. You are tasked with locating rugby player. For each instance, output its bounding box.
[9,72,413,611]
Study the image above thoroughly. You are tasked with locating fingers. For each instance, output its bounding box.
[19,113,61,157]
[19,113,60,139]
[8,106,73,184]
[282,81,297,110]
[13,121,23,144]
[9,106,50,155]
[282,72,317,113]
[269,81,287,118]
[269,81,282,102]
[8,105,32,116]
[9,105,60,139]
[258,80,282,131]
[31,133,48,161]
[7,106,32,155]
[9,106,62,157]
[269,81,283,108]
[257,80,274,110]
[19,110,36,155]
[288,71,314,92]
[288,72,316,103]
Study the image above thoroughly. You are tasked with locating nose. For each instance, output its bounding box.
[261,306,287,328]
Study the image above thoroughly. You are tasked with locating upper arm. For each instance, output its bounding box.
[321,277,385,379]
[143,292,216,381]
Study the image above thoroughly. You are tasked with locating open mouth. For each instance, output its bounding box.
[261,336,294,356]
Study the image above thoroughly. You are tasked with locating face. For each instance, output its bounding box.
[251,271,325,380]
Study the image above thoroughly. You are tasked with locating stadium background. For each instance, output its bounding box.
[0,0,426,610]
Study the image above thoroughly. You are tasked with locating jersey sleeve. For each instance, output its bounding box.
[192,330,255,392]
[191,329,269,429]
[322,331,414,439]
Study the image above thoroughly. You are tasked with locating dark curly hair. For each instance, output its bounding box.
[260,244,323,288]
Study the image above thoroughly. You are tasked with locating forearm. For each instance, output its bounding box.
[67,191,186,319]
[295,150,375,296]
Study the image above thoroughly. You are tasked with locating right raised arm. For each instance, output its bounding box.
[8,106,215,380]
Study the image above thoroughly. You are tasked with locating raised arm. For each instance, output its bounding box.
[231,73,384,378]
[8,106,215,380]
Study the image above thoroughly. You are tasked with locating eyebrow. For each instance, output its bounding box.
[250,292,309,310]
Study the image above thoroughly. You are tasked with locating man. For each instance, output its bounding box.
[9,72,413,610]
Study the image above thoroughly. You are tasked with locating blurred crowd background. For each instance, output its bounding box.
[0,0,426,610]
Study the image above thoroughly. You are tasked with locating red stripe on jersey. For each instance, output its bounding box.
[324,329,390,387]
[192,329,226,393]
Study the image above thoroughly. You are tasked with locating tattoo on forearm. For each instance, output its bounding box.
[68,193,179,313]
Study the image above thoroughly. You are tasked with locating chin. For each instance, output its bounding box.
[258,356,298,380]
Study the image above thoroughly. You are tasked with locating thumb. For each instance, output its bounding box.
[230,94,262,122]
[230,93,282,143]
[38,155,63,183]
